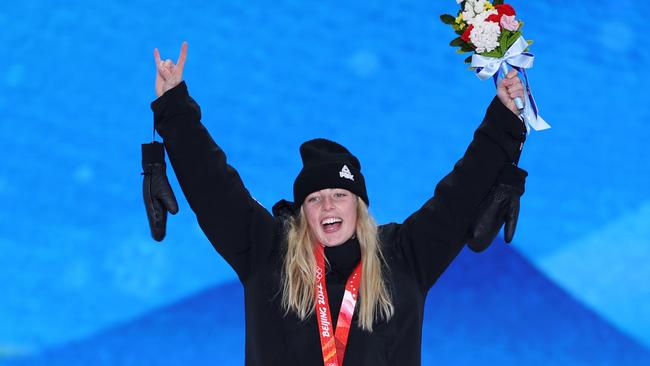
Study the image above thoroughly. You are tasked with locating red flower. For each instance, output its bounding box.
[486,13,500,23]
[495,4,516,17]
[461,24,474,42]
[486,4,516,24]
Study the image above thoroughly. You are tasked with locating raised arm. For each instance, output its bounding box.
[398,72,527,292]
[150,43,276,282]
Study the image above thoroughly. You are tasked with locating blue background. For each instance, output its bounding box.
[1,0,649,365]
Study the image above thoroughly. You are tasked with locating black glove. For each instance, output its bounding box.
[467,164,527,252]
[142,142,179,241]
[272,199,297,219]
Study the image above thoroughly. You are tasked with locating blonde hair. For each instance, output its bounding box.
[281,197,394,331]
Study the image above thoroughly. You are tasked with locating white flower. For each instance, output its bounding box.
[462,0,496,25]
[473,0,485,13]
[462,1,480,23]
[474,9,498,25]
[469,20,501,53]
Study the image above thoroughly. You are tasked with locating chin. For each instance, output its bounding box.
[321,240,345,247]
[319,233,353,247]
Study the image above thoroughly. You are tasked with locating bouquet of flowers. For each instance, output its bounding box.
[441,0,550,132]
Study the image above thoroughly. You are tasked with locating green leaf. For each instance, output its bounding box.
[481,49,503,58]
[450,37,465,47]
[493,0,504,5]
[440,14,456,25]
[507,31,522,49]
[498,31,510,54]
[455,29,464,36]
[464,55,473,64]
[460,43,474,52]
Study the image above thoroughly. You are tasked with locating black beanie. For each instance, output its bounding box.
[293,138,369,207]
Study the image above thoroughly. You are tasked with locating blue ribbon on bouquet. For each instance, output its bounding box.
[471,36,550,133]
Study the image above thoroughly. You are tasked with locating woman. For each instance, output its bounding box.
[152,42,527,365]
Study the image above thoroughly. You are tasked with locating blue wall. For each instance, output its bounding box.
[1,0,648,364]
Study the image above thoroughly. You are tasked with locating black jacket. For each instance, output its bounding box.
[152,81,526,365]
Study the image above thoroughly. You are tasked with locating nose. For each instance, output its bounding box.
[322,195,335,211]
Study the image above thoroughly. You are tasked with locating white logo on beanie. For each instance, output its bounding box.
[339,165,354,181]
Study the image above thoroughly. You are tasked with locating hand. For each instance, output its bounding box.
[497,69,525,116]
[154,41,188,98]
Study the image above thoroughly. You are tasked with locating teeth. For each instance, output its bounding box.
[321,218,342,225]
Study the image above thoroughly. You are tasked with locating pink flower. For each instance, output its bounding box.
[500,15,519,31]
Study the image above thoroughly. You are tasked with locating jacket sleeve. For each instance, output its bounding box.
[397,96,527,292]
[150,81,276,282]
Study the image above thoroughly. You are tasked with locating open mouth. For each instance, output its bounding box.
[321,217,343,233]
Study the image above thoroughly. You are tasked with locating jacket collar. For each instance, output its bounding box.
[323,236,361,277]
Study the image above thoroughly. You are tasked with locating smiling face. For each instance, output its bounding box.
[303,188,358,247]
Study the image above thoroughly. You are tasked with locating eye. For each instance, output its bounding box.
[307,195,320,203]
[334,192,347,198]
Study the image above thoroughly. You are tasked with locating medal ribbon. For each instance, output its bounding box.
[314,244,362,366]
